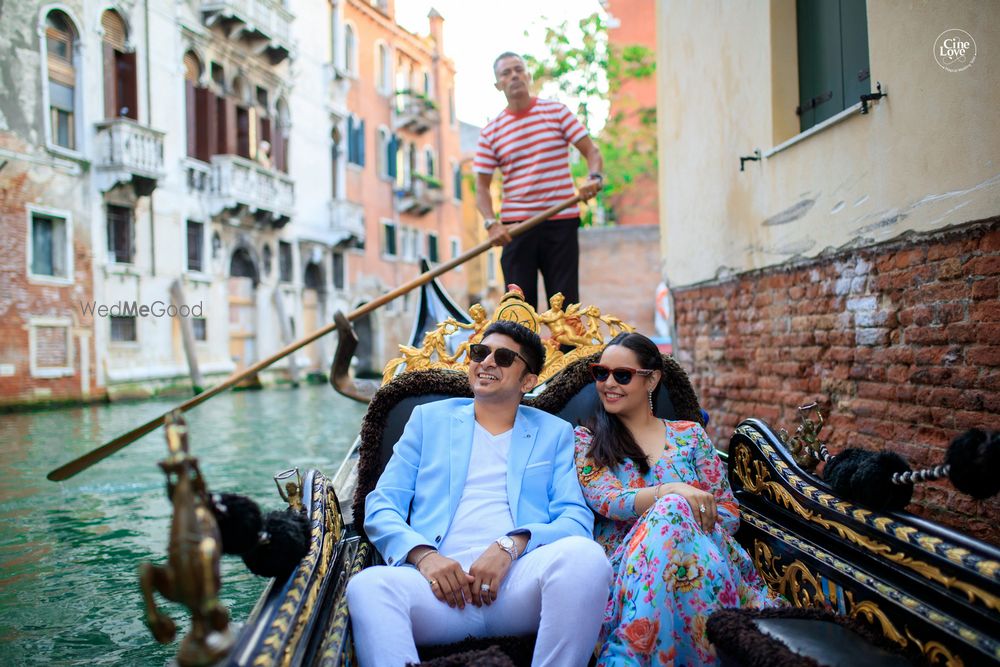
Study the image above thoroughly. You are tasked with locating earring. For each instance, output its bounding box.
[648,390,655,415]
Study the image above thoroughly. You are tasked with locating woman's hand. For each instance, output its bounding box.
[658,482,717,532]
[416,552,475,608]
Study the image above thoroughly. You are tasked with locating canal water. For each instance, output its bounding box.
[0,384,366,665]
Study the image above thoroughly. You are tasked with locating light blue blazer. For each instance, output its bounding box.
[364,397,595,567]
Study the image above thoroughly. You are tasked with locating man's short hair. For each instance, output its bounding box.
[493,51,525,76]
[482,320,545,375]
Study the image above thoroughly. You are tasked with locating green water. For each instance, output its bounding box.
[0,385,366,665]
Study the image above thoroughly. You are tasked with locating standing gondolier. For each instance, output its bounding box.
[475,51,604,312]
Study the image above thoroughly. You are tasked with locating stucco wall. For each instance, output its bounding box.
[656,0,1000,287]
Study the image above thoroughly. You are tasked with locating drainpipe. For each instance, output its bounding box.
[144,0,155,275]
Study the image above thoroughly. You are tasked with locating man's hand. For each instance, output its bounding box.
[416,552,475,608]
[578,177,602,201]
[487,222,513,246]
[467,544,514,607]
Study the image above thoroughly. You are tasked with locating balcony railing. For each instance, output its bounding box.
[391,91,440,135]
[396,175,444,216]
[94,119,165,194]
[201,0,294,63]
[329,199,365,245]
[209,154,294,225]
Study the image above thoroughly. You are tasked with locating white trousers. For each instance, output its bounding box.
[346,536,611,667]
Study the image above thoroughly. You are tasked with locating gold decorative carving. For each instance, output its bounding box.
[752,537,971,665]
[382,285,635,384]
[734,439,1000,613]
[777,402,826,472]
[906,628,966,667]
[845,593,907,647]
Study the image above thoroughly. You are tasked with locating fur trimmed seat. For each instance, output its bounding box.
[706,607,919,667]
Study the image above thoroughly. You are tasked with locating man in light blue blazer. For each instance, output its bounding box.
[347,320,611,667]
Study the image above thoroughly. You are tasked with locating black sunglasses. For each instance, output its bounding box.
[469,343,530,369]
[589,364,654,385]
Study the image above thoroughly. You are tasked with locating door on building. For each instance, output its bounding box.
[302,260,326,377]
[229,248,259,385]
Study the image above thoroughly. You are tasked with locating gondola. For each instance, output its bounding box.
[140,278,999,667]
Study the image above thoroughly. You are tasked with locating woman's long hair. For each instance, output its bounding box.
[586,332,665,474]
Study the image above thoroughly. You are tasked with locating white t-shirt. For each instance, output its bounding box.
[437,422,516,569]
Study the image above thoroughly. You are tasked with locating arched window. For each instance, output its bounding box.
[344,24,356,75]
[101,10,137,120]
[45,11,78,149]
[183,51,209,160]
[377,43,390,94]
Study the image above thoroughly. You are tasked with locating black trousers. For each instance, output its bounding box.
[500,217,580,312]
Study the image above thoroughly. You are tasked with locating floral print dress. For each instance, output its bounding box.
[575,420,781,667]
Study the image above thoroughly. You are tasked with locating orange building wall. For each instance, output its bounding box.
[606,0,659,227]
[342,1,465,346]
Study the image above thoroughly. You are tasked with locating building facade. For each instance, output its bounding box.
[0,0,465,405]
[337,0,465,375]
[656,0,1000,542]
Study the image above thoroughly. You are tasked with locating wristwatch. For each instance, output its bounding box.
[483,218,498,231]
[496,535,518,561]
[589,172,604,183]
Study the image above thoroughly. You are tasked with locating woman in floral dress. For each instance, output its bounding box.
[575,332,780,666]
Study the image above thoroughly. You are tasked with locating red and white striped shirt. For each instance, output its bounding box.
[474,98,588,222]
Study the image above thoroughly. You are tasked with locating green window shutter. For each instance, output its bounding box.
[840,0,871,107]
[796,0,870,132]
[796,0,843,131]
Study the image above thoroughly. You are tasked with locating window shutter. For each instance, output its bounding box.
[194,86,214,161]
[347,116,356,163]
[116,51,138,119]
[186,81,197,157]
[795,0,843,130]
[359,120,366,167]
[840,0,871,105]
[103,43,116,119]
[388,135,398,178]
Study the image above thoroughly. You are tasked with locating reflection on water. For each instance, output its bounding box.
[0,385,365,665]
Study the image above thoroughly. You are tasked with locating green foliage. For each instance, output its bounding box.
[524,11,658,223]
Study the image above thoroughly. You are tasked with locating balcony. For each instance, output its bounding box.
[209,154,294,226]
[201,0,294,64]
[93,119,165,195]
[391,91,440,135]
[396,174,444,216]
[329,199,365,246]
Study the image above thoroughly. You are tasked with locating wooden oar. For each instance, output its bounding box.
[47,194,585,482]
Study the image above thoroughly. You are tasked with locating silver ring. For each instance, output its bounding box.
[699,504,706,513]
[429,579,437,587]
[480,583,490,593]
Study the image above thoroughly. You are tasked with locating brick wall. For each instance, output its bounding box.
[0,140,98,408]
[579,224,660,335]
[672,218,1000,545]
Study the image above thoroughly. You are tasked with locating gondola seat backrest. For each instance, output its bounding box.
[351,354,704,532]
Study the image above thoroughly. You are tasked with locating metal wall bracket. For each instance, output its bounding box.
[860,81,887,115]
[740,149,762,172]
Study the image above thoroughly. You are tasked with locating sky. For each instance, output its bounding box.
[395,0,604,129]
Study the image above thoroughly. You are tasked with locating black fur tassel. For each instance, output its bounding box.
[241,510,311,579]
[946,429,1000,499]
[823,448,914,511]
[210,492,263,555]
